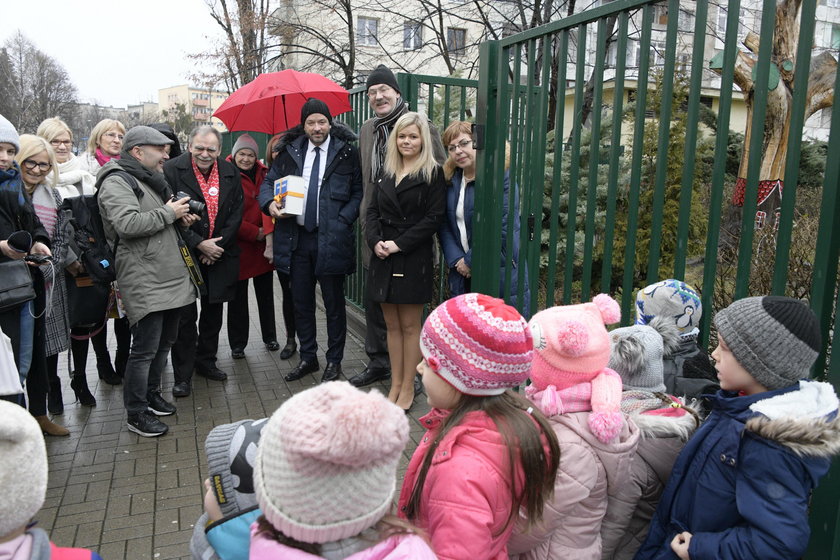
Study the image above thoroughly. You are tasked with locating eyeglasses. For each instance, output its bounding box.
[192,146,218,154]
[50,139,73,147]
[447,139,472,153]
[367,85,394,98]
[22,159,52,172]
[102,132,124,141]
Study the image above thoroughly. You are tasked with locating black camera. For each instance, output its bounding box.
[175,191,206,215]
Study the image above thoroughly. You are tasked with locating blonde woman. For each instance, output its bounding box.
[37,117,123,389]
[78,118,125,175]
[365,112,445,411]
[16,135,78,435]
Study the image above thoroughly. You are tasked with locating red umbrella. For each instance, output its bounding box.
[213,70,351,134]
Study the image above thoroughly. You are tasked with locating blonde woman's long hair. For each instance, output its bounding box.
[383,112,437,184]
[87,118,125,154]
[16,134,58,190]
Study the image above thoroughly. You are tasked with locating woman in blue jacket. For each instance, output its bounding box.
[438,121,529,314]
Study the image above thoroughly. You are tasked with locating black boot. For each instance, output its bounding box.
[71,372,96,407]
[115,347,129,379]
[97,360,122,385]
[48,376,64,415]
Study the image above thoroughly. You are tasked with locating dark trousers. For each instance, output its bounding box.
[172,297,224,383]
[363,265,390,369]
[123,307,182,415]
[227,271,277,350]
[291,228,346,364]
[276,270,296,340]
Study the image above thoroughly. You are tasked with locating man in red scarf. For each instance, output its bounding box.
[165,126,244,397]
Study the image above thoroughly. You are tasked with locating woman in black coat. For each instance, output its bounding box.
[366,112,445,411]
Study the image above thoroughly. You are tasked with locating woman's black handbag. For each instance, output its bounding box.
[0,260,35,311]
[66,273,110,327]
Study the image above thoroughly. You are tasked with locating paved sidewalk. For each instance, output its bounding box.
[39,284,430,559]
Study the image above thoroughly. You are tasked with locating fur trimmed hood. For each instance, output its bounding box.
[744,380,840,459]
[274,120,357,152]
[630,407,698,440]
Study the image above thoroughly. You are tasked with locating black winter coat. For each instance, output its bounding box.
[163,154,243,303]
[257,122,363,277]
[365,167,445,304]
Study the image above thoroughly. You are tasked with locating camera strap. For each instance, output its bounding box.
[175,228,205,291]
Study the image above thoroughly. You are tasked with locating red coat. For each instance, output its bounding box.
[227,156,274,280]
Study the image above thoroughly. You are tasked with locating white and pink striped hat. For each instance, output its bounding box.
[420,293,533,396]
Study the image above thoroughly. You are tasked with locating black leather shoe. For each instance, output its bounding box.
[231,348,246,359]
[196,367,228,381]
[280,339,297,360]
[321,362,342,383]
[285,359,319,382]
[265,340,280,352]
[172,381,191,398]
[348,366,390,387]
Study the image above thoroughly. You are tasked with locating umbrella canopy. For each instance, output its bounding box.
[213,70,351,134]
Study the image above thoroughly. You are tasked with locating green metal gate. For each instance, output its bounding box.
[472,0,838,555]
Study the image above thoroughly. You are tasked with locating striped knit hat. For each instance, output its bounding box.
[420,293,533,396]
[715,296,821,391]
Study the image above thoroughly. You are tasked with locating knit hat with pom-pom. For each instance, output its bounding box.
[253,382,409,544]
[0,400,48,538]
[528,294,624,442]
[420,293,533,396]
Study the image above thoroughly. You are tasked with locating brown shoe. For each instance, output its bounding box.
[34,415,70,437]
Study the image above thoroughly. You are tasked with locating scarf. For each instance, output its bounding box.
[370,97,407,180]
[0,164,25,205]
[620,390,672,415]
[95,148,119,167]
[56,155,92,191]
[191,158,220,235]
[525,382,594,417]
[114,153,172,201]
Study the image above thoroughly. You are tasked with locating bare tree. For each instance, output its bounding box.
[0,31,78,133]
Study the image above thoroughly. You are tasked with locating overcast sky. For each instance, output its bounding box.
[3,0,222,108]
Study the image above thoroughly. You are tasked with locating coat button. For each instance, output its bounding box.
[442,451,447,456]
[728,458,736,466]
[720,454,726,462]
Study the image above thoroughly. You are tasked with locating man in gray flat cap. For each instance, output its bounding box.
[97,125,199,437]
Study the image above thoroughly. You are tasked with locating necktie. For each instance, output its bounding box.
[304,146,320,232]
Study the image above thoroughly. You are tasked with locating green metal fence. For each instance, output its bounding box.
[472,0,838,555]
[344,73,478,309]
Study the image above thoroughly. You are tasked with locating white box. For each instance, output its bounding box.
[274,175,306,216]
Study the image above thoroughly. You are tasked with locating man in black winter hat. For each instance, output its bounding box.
[258,98,363,383]
[351,65,446,389]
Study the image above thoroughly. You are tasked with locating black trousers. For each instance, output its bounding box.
[171,297,224,383]
[69,315,130,375]
[362,265,390,369]
[227,271,277,350]
[291,228,346,364]
[276,270,296,341]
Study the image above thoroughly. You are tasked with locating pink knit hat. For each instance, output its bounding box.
[420,293,533,396]
[253,382,409,544]
[528,294,624,442]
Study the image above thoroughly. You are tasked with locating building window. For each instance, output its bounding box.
[357,16,379,46]
[653,3,668,26]
[650,40,666,67]
[716,6,747,49]
[627,39,642,68]
[823,0,840,7]
[447,27,466,56]
[678,7,694,31]
[404,21,422,50]
[833,24,840,49]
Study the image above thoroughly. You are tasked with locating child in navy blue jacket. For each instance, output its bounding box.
[635,296,840,560]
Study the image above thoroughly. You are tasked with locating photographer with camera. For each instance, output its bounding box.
[97,126,200,437]
[164,125,243,398]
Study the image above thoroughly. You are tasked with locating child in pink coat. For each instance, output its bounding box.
[398,293,560,560]
[508,294,640,560]
[250,382,435,559]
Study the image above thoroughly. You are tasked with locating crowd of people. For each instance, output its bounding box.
[0,64,837,560]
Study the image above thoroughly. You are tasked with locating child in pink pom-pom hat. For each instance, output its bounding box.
[508,294,640,560]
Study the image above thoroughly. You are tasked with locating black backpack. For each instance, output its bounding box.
[61,189,117,284]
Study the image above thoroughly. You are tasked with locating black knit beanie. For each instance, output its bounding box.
[365,65,401,95]
[714,296,821,390]
[300,98,332,125]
